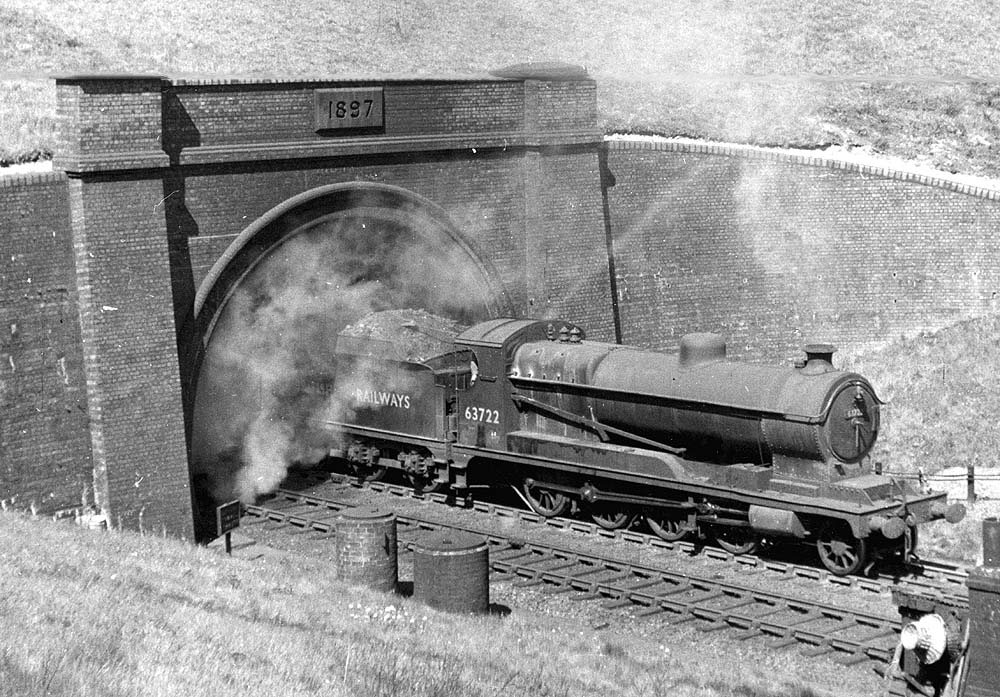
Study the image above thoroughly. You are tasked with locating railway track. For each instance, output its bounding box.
[281,469,971,602]
[243,484,912,667]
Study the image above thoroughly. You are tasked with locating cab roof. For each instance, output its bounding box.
[455,318,585,348]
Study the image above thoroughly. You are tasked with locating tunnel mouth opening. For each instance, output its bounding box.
[186,186,506,540]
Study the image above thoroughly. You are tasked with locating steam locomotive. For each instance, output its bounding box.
[321,310,964,576]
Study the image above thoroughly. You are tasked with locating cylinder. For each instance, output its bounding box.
[335,506,398,593]
[748,505,806,538]
[413,531,489,613]
[984,517,1000,568]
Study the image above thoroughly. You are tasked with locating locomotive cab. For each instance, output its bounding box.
[451,319,585,451]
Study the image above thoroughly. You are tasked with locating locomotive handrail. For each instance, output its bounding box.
[508,374,828,424]
[509,392,687,455]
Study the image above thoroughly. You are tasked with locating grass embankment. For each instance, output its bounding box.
[4,1,1000,177]
[845,313,1000,479]
[841,314,1000,563]
[0,511,825,697]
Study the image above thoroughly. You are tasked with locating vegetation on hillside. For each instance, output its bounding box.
[843,313,1000,479]
[842,315,1000,563]
[4,1,1000,177]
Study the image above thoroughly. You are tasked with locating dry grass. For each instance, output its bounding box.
[4,1,1000,175]
[0,510,834,697]
[841,314,1000,480]
[839,314,1000,564]
[918,500,1000,564]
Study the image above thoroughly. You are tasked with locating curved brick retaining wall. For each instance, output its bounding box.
[604,138,1000,362]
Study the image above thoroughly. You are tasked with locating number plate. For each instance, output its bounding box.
[314,87,384,131]
[464,406,500,424]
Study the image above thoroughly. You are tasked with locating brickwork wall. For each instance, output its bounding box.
[166,80,526,148]
[66,176,193,535]
[605,140,1000,361]
[533,81,597,132]
[164,76,607,338]
[178,152,529,310]
[0,172,92,513]
[178,150,616,341]
[524,148,615,340]
[54,77,169,172]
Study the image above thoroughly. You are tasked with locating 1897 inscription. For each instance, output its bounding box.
[314,87,384,131]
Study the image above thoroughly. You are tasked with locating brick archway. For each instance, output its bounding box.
[192,182,512,340]
[184,182,511,534]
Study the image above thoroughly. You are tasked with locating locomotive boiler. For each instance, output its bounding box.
[324,310,964,576]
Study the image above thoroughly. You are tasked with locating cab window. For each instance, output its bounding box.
[428,350,477,391]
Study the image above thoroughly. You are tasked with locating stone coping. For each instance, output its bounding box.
[7,136,1000,202]
[605,134,1000,201]
[0,161,62,187]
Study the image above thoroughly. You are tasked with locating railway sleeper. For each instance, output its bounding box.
[634,605,668,619]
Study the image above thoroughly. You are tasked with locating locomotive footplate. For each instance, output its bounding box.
[501,430,964,540]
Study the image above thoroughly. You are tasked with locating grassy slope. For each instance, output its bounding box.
[4,1,1000,176]
[0,511,829,697]
[843,314,1000,478]
[842,315,1000,562]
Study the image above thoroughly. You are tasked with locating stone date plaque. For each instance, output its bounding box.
[314,87,384,131]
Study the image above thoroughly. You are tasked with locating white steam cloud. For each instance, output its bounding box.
[190,211,493,506]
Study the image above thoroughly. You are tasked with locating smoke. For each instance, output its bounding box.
[190,209,494,504]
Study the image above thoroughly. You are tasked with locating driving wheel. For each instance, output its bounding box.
[590,504,634,530]
[644,511,692,541]
[815,521,868,576]
[713,525,759,555]
[522,480,570,517]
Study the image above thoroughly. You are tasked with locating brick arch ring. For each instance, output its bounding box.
[191,181,514,344]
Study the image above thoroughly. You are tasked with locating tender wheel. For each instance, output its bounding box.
[590,504,634,530]
[522,480,570,518]
[713,525,759,555]
[816,522,868,576]
[406,471,445,494]
[349,463,387,482]
[644,511,691,541]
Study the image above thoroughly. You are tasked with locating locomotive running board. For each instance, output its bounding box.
[506,430,691,482]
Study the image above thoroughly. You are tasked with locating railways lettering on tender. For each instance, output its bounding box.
[354,389,412,409]
[321,311,965,576]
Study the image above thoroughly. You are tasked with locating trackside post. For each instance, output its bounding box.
[216,500,241,555]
